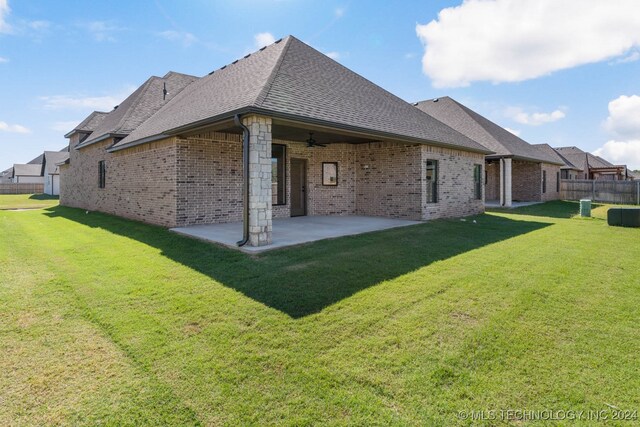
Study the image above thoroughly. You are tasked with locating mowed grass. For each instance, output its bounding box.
[1,201,639,425]
[0,193,59,210]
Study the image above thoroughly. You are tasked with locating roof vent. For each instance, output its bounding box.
[259,46,267,51]
[232,60,238,65]
[433,98,439,102]
[244,54,251,59]
[113,105,119,110]
[275,38,283,44]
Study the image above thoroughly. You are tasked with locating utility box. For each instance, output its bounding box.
[608,208,640,228]
[579,199,591,217]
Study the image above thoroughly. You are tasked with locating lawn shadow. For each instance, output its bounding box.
[487,200,603,219]
[29,194,59,201]
[45,207,550,318]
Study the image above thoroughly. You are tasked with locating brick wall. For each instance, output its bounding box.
[512,160,541,202]
[356,142,422,219]
[60,136,178,227]
[541,162,561,201]
[485,160,500,201]
[175,133,243,226]
[61,127,487,229]
[422,146,485,220]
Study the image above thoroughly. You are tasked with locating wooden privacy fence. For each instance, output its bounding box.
[0,183,44,194]
[560,179,640,205]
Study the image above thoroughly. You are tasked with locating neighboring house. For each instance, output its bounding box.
[532,143,582,180]
[554,146,631,180]
[12,164,44,184]
[415,97,563,207]
[41,149,70,195]
[0,167,13,183]
[60,36,492,247]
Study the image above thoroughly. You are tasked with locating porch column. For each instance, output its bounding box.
[244,115,272,246]
[500,158,512,207]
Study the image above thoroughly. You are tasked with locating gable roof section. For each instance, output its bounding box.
[415,97,561,164]
[13,163,42,177]
[64,111,108,138]
[77,71,198,149]
[554,146,618,172]
[113,36,490,154]
[41,150,70,175]
[532,144,580,170]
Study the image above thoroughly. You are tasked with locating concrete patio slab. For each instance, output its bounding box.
[171,215,421,253]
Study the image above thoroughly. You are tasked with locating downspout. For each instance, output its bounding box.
[234,114,250,247]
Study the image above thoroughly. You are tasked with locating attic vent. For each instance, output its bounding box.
[113,105,119,110]
[412,102,418,106]
[433,98,439,102]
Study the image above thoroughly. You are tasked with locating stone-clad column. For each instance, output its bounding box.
[244,115,272,246]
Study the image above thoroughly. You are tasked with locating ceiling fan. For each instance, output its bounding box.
[306,132,327,148]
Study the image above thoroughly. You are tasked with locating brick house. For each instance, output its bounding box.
[415,97,564,206]
[554,146,632,180]
[532,144,582,180]
[60,36,492,247]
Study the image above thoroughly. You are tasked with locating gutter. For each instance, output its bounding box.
[234,114,250,247]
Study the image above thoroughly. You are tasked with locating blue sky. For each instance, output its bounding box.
[1,0,640,169]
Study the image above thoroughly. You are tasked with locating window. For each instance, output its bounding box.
[98,160,106,188]
[473,164,482,199]
[426,160,438,203]
[271,144,286,205]
[556,171,560,192]
[322,162,338,186]
[542,170,547,193]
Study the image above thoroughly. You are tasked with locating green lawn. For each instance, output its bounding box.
[0,193,59,210]
[1,201,639,425]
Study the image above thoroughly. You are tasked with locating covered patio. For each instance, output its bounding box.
[171,215,421,253]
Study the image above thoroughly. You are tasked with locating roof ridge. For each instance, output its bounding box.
[254,36,292,107]
[448,98,505,149]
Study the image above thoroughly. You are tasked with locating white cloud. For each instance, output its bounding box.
[80,21,123,42]
[593,95,640,169]
[416,0,640,88]
[505,107,566,126]
[603,95,640,139]
[504,127,521,137]
[157,30,197,47]
[0,121,30,134]
[325,51,340,60]
[254,32,276,49]
[40,86,134,112]
[0,0,11,34]
[593,140,640,170]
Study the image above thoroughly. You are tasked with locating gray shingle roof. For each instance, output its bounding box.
[415,97,562,164]
[42,151,70,174]
[78,71,198,149]
[554,146,617,172]
[13,163,42,177]
[64,111,109,138]
[531,144,580,170]
[27,153,44,165]
[113,36,490,154]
